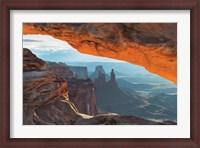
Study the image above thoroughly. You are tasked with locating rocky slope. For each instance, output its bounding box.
[45,61,74,79]
[74,114,175,125]
[42,61,97,115]
[23,48,45,72]
[23,48,96,124]
[23,71,81,125]
[23,48,172,125]
[23,50,81,124]
[23,23,177,83]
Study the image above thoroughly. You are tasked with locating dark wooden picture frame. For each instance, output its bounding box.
[1,0,199,147]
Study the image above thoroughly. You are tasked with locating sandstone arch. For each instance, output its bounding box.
[23,23,177,83]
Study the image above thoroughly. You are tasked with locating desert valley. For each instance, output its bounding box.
[23,23,177,125]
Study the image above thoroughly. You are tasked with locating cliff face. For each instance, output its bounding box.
[67,78,98,116]
[23,49,98,125]
[107,69,118,87]
[23,23,177,83]
[45,62,73,80]
[90,65,109,81]
[94,69,117,88]
[94,71,106,88]
[23,71,81,125]
[23,50,81,124]
[45,62,97,115]
[23,48,45,72]
[68,66,88,79]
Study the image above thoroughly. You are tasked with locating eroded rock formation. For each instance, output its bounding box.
[94,71,106,88]
[66,78,98,116]
[23,48,45,72]
[68,66,88,79]
[107,69,118,87]
[23,48,173,125]
[23,62,81,124]
[90,65,109,81]
[23,23,177,83]
[45,62,73,79]
[23,48,93,124]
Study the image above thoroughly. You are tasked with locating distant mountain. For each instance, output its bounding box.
[66,62,172,84]
[89,65,110,81]
[66,62,148,75]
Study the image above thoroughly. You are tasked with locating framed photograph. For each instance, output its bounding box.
[1,0,199,147]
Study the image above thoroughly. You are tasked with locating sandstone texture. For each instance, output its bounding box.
[23,23,177,83]
[45,62,74,79]
[66,78,98,116]
[23,65,81,124]
[23,48,45,72]
[23,48,97,124]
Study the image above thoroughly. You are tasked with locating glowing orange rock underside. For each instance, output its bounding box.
[23,24,177,83]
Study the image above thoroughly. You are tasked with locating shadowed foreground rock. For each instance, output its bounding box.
[74,114,176,125]
[23,70,162,125]
[23,70,81,125]
[23,23,177,83]
[66,78,98,116]
[23,48,96,124]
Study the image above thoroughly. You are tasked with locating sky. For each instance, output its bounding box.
[23,35,123,63]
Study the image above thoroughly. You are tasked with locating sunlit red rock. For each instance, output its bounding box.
[23,23,177,83]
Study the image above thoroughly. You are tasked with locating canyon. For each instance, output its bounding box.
[91,65,176,121]
[23,48,172,125]
[23,48,96,124]
[23,23,177,83]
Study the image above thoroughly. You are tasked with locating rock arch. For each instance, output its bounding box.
[23,23,177,83]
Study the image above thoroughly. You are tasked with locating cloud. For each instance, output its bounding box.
[23,39,42,42]
[23,34,121,63]
[31,45,72,51]
[23,34,74,51]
